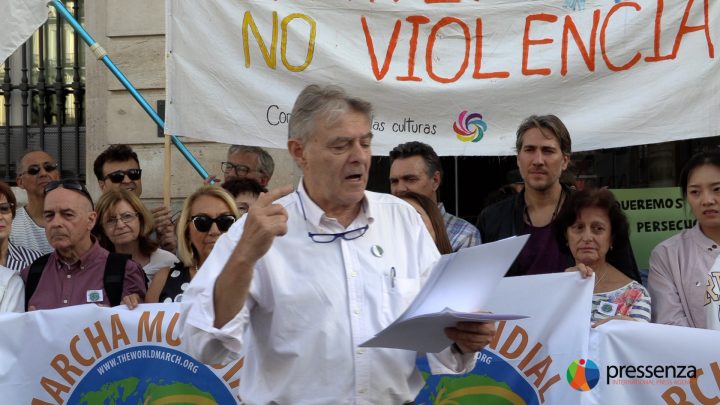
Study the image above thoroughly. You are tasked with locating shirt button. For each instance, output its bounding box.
[66,274,71,279]
[353,309,360,315]
[356,348,365,355]
[358,388,367,394]
[80,266,85,270]
[351,272,357,278]
[63,299,68,304]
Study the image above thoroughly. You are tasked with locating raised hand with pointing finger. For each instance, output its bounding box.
[213,185,293,328]
[235,185,293,263]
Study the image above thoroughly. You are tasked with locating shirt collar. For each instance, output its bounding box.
[296,178,373,229]
[55,236,102,267]
[438,202,447,215]
[691,224,720,252]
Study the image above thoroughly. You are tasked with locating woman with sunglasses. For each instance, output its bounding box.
[94,188,179,282]
[146,186,239,303]
[0,181,43,272]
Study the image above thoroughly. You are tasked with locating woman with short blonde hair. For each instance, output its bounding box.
[147,186,239,303]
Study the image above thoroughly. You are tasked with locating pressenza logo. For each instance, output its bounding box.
[567,358,600,391]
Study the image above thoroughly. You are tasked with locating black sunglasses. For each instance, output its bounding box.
[191,214,236,232]
[44,180,94,208]
[103,169,142,184]
[24,162,58,176]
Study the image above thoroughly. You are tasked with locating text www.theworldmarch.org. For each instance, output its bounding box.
[96,348,199,375]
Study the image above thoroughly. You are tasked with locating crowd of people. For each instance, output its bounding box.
[0,84,718,402]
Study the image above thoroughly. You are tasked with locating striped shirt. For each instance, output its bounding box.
[9,206,54,255]
[592,281,651,323]
[5,242,42,272]
[439,203,481,252]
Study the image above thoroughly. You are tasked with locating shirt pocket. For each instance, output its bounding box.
[381,274,421,323]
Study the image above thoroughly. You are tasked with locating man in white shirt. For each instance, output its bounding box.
[181,84,495,404]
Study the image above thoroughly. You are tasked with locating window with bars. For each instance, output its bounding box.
[0,0,85,184]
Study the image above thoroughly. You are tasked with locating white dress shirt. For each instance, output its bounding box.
[181,182,476,404]
[143,248,179,281]
[0,265,24,312]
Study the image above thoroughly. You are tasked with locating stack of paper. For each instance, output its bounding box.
[360,235,530,353]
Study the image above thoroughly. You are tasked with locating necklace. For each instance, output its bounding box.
[594,268,608,289]
[525,189,565,227]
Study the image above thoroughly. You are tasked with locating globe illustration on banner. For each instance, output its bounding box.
[415,351,540,405]
[566,359,600,391]
[67,345,235,404]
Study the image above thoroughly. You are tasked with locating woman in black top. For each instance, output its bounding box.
[146,186,239,303]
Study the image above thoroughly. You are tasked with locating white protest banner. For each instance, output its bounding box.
[414,272,593,404]
[0,304,242,404]
[166,0,720,156]
[0,0,49,62]
[585,321,720,404]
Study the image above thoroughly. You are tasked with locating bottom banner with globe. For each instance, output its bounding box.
[68,346,236,404]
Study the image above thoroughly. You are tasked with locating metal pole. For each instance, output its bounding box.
[454,156,459,216]
[50,0,211,181]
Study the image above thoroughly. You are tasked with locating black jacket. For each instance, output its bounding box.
[477,188,640,280]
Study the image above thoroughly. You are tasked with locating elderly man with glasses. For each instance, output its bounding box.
[20,180,146,310]
[11,150,61,254]
[93,144,176,253]
[205,144,274,186]
[181,85,496,404]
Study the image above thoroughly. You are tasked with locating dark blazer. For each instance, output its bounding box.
[477,188,640,280]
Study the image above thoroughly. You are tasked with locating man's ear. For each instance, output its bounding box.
[561,154,570,171]
[98,180,106,192]
[288,138,306,167]
[431,171,441,192]
[87,211,97,230]
[16,174,25,190]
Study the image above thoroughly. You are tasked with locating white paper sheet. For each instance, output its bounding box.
[360,235,530,353]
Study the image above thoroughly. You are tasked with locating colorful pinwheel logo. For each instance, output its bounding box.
[453,111,487,143]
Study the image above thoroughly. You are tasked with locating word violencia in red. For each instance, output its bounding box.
[360,0,713,83]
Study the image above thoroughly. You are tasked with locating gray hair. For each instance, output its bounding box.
[227,145,275,178]
[288,84,373,144]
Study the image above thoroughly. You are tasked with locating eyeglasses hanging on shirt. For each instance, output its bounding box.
[296,191,369,243]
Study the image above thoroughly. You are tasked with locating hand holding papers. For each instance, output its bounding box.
[360,235,530,353]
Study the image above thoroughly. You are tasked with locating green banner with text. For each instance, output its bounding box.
[611,188,695,270]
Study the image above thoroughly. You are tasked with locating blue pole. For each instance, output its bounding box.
[51,0,212,181]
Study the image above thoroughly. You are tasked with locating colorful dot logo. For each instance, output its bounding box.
[453,111,487,143]
[566,359,600,391]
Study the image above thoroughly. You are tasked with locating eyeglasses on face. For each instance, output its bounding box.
[105,211,139,227]
[104,169,142,184]
[191,214,236,233]
[221,162,254,177]
[23,162,58,176]
[44,180,94,207]
[0,202,14,215]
